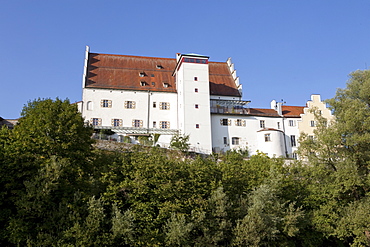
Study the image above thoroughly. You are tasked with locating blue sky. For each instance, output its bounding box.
[1,0,370,119]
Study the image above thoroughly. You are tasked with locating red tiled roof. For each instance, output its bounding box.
[282,106,304,117]
[85,53,240,97]
[248,108,280,117]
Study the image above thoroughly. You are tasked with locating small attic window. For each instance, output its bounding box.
[163,82,169,88]
[152,82,155,86]
[139,72,146,77]
[151,74,155,77]
[140,81,147,86]
[156,65,164,69]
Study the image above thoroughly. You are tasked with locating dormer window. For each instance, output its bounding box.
[140,81,147,86]
[156,65,164,69]
[139,72,146,77]
[163,82,169,88]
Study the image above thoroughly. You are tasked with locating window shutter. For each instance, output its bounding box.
[108,100,112,108]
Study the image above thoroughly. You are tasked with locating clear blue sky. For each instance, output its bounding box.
[1,0,370,119]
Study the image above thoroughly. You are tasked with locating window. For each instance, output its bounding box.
[220,118,231,126]
[232,137,240,145]
[101,99,112,108]
[139,72,146,77]
[289,120,295,127]
[183,58,207,64]
[308,135,314,141]
[159,102,170,110]
[292,153,298,160]
[235,119,246,127]
[195,88,198,93]
[153,102,157,108]
[310,120,315,127]
[195,124,199,128]
[194,77,198,81]
[156,65,164,69]
[264,133,271,142]
[291,135,296,147]
[151,74,155,77]
[140,81,147,86]
[153,121,156,128]
[223,137,228,145]
[163,83,169,88]
[132,119,143,128]
[152,82,155,86]
[112,119,122,127]
[277,122,280,129]
[160,121,170,129]
[195,104,199,109]
[260,120,265,128]
[125,101,136,109]
[91,118,101,126]
[87,101,93,110]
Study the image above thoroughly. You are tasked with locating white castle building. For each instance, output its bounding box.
[79,46,333,158]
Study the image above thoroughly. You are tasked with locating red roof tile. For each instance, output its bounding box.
[282,106,304,117]
[248,108,280,117]
[85,53,240,97]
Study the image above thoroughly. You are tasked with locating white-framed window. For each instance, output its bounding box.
[195,104,199,109]
[132,119,143,128]
[139,72,146,77]
[277,122,280,129]
[163,82,169,88]
[310,120,315,127]
[153,102,157,108]
[289,120,295,127]
[220,118,231,126]
[195,88,198,93]
[194,77,198,81]
[291,135,296,147]
[195,124,200,128]
[260,120,265,128]
[153,121,156,128]
[159,102,170,110]
[101,99,112,108]
[264,133,271,142]
[91,118,102,126]
[160,121,170,129]
[232,137,240,145]
[235,119,246,127]
[125,101,136,109]
[223,137,228,145]
[112,119,122,127]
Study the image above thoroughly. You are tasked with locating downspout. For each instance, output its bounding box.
[281,115,289,158]
[147,90,150,134]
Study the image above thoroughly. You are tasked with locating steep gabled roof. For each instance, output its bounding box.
[85,53,241,97]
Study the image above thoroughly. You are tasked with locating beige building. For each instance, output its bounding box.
[298,94,334,138]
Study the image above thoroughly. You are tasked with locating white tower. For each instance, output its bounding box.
[173,53,213,154]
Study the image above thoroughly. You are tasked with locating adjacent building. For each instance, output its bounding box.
[79,46,333,158]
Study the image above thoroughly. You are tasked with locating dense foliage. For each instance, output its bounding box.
[1,71,370,246]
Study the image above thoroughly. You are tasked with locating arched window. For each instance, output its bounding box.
[87,101,93,110]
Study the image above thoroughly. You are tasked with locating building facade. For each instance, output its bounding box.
[79,46,333,158]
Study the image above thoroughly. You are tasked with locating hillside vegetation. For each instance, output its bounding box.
[1,70,370,246]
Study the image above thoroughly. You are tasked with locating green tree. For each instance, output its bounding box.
[298,69,370,245]
[0,98,95,246]
[170,134,190,153]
